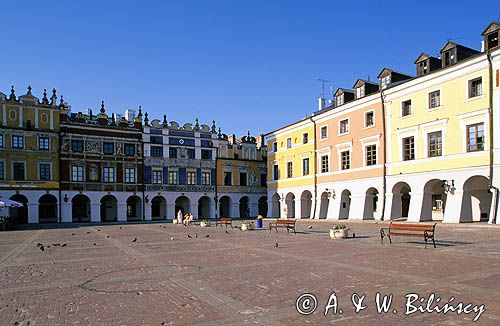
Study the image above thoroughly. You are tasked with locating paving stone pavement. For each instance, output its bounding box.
[1,220,500,325]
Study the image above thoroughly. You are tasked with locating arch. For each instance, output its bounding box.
[151,196,167,220]
[258,196,268,217]
[72,194,91,223]
[239,196,250,218]
[421,179,447,221]
[319,191,330,219]
[285,192,295,218]
[339,190,351,220]
[100,195,117,222]
[38,194,57,223]
[300,190,313,219]
[391,182,411,219]
[219,196,231,218]
[362,188,379,220]
[175,196,190,217]
[126,195,142,221]
[198,196,210,219]
[461,176,491,222]
[9,194,29,224]
[270,193,280,218]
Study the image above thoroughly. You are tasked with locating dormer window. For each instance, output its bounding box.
[417,61,428,76]
[381,75,391,89]
[336,94,344,106]
[443,48,456,66]
[356,86,364,99]
[487,31,499,50]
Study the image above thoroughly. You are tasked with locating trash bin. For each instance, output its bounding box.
[257,215,263,229]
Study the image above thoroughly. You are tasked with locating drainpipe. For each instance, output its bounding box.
[487,51,499,224]
[380,90,388,221]
[309,116,318,219]
[58,130,62,223]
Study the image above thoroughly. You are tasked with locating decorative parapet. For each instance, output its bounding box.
[217,186,266,194]
[144,157,216,169]
[146,185,215,192]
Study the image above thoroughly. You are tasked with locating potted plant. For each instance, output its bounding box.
[241,221,254,231]
[200,220,210,227]
[172,218,178,225]
[330,224,349,239]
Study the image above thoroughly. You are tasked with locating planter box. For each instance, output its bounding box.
[241,222,254,231]
[330,228,348,239]
[200,220,211,227]
[172,219,179,225]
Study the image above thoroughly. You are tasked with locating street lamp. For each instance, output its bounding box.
[214,194,219,219]
[442,180,455,193]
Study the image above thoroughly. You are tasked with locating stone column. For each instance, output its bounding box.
[232,203,240,218]
[443,190,462,223]
[90,204,100,223]
[28,203,39,224]
[249,203,258,218]
[144,202,152,221]
[349,194,365,221]
[329,195,341,220]
[61,202,72,222]
[117,203,127,222]
[167,204,176,220]
[209,201,216,219]
[407,192,424,223]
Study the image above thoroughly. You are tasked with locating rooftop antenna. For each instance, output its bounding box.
[318,79,333,98]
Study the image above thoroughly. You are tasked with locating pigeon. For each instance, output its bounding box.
[275,242,279,248]
[93,243,96,246]
[106,235,110,238]
[187,234,192,238]
[86,231,90,234]
[39,245,45,251]
[225,230,229,234]
[47,245,51,248]
[61,243,67,247]
[36,243,42,247]
[308,225,312,229]
[132,238,137,242]
[205,235,210,238]
[97,229,101,232]
[119,226,122,229]
[71,233,76,236]
[353,233,356,238]
[52,243,60,246]
[170,237,174,241]
[195,234,198,238]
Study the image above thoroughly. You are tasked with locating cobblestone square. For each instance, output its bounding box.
[1,220,500,325]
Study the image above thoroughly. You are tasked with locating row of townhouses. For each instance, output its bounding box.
[265,22,500,223]
[0,91,267,223]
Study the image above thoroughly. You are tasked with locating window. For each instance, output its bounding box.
[151,146,163,157]
[169,147,177,158]
[103,167,115,183]
[402,100,412,117]
[402,136,415,161]
[303,158,310,176]
[321,155,329,173]
[366,145,377,166]
[336,94,344,106]
[341,151,350,170]
[71,165,84,182]
[260,173,267,186]
[286,138,292,149]
[150,136,163,144]
[272,142,277,152]
[185,171,194,185]
[467,123,484,152]
[303,133,309,144]
[0,134,3,147]
[103,142,114,155]
[12,135,24,149]
[187,148,195,159]
[152,170,162,184]
[469,78,483,98]
[339,119,349,134]
[201,149,212,159]
[365,111,374,127]
[487,31,499,50]
[320,126,328,139]
[224,172,232,186]
[286,162,293,178]
[72,140,83,152]
[0,162,4,180]
[443,49,455,66]
[429,90,441,109]
[13,162,25,180]
[240,172,247,186]
[168,171,178,185]
[124,144,135,156]
[432,194,443,211]
[125,168,136,183]
[273,165,279,180]
[428,131,442,157]
[202,172,211,185]
[39,163,51,180]
[39,137,50,150]
[418,61,428,76]
[356,86,364,98]
[381,75,391,89]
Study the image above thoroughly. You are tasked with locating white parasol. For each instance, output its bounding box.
[0,198,23,208]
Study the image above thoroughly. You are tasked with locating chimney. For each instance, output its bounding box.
[318,97,325,111]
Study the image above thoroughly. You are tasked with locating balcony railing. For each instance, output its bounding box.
[144,157,215,169]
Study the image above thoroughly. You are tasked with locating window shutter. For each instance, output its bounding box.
[211,169,216,186]
[196,168,202,185]
[144,166,152,184]
[163,167,168,184]
[179,168,186,185]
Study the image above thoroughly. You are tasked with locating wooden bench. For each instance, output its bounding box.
[269,219,296,234]
[215,217,233,229]
[380,222,436,248]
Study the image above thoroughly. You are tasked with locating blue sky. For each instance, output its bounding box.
[1,1,498,136]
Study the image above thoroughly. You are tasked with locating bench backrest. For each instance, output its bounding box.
[389,222,435,232]
[221,217,232,222]
[276,219,296,225]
